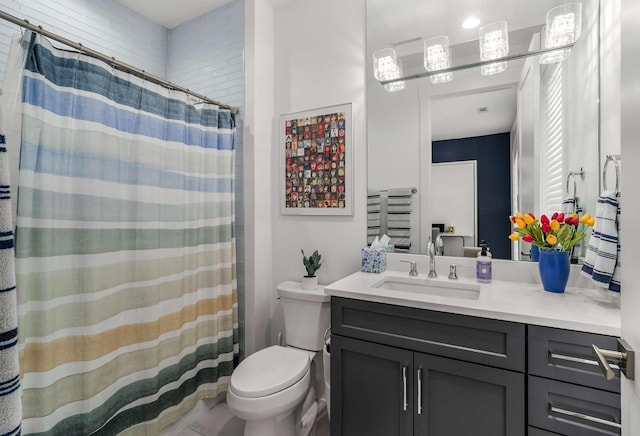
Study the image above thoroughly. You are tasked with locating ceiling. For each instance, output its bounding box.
[367,0,559,50]
[114,0,233,28]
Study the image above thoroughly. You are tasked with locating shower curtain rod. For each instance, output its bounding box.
[0,10,240,114]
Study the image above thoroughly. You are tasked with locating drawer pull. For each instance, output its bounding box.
[592,339,635,381]
[550,406,622,430]
[417,368,423,415]
[402,365,408,412]
[550,352,620,370]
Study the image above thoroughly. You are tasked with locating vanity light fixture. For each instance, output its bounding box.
[423,36,453,84]
[373,4,581,87]
[373,47,400,82]
[478,20,509,75]
[373,47,406,92]
[383,58,406,92]
[540,2,582,64]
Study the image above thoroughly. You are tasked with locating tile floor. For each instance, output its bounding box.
[174,402,329,436]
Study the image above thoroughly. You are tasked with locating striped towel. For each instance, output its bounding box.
[0,129,22,435]
[562,196,583,214]
[581,191,621,292]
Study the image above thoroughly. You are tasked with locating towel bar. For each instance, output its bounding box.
[603,155,620,194]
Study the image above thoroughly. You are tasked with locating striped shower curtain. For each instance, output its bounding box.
[14,33,238,435]
[1,122,22,435]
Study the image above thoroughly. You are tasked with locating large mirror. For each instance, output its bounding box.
[366,0,601,260]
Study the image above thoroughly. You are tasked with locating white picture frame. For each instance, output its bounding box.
[279,102,353,215]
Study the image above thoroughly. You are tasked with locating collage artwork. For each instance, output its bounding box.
[284,110,347,210]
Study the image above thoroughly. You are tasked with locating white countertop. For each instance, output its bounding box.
[324,269,621,336]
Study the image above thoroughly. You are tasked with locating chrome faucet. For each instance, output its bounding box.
[400,260,418,276]
[448,264,458,280]
[426,238,437,278]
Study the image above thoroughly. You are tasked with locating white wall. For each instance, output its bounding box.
[243,0,276,356]
[620,0,640,431]
[266,0,367,348]
[563,0,600,216]
[600,0,621,191]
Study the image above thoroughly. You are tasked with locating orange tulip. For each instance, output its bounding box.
[580,213,592,224]
[515,218,526,229]
[550,220,560,231]
[546,234,557,245]
[509,233,520,241]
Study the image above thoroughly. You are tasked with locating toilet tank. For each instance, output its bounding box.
[276,281,331,351]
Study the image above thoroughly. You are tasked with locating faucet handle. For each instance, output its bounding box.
[400,260,418,276]
[448,264,458,280]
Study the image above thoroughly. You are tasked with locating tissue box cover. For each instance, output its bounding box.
[361,247,386,273]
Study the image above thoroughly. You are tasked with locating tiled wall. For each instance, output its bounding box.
[0,0,167,84]
[0,0,246,358]
[168,0,245,360]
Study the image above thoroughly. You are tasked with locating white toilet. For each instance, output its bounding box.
[227,281,331,436]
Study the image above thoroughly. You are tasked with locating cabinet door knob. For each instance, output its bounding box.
[592,338,635,380]
[402,365,408,411]
[417,367,423,415]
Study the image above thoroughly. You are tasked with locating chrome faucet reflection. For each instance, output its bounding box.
[426,238,437,278]
[400,260,418,276]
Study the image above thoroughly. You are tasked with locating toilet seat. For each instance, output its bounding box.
[230,345,310,398]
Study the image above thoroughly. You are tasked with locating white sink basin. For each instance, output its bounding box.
[372,276,481,300]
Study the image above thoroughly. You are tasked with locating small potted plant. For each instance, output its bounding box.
[301,249,324,290]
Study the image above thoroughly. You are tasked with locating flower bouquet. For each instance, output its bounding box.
[508,212,595,251]
[508,212,595,293]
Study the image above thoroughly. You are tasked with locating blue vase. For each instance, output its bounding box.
[538,250,570,293]
[531,245,540,262]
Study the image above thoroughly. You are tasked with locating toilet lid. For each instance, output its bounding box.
[230,345,310,398]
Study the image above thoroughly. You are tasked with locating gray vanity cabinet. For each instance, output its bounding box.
[330,297,526,436]
[330,297,621,436]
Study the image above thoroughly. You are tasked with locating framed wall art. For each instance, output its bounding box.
[280,102,353,215]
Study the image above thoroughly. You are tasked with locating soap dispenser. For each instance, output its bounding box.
[476,243,492,283]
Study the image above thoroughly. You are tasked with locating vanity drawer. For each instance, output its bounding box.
[331,297,525,371]
[528,427,562,436]
[528,325,620,393]
[528,375,621,436]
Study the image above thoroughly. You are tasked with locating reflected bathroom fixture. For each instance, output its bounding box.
[373,48,399,81]
[423,36,453,84]
[384,58,406,92]
[540,2,582,64]
[478,20,509,75]
[373,47,406,92]
[372,3,583,88]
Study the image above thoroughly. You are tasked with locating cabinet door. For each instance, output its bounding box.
[331,335,413,436]
[414,353,525,436]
